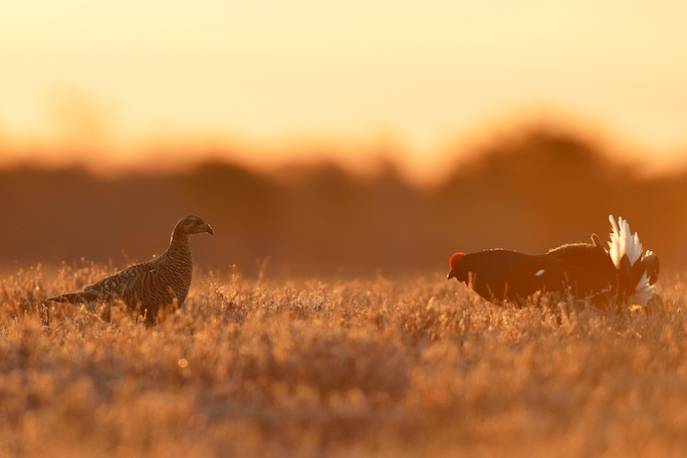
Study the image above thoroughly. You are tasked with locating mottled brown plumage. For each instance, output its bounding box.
[47,215,213,324]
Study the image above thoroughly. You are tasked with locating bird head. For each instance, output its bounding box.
[446,251,466,280]
[175,215,214,236]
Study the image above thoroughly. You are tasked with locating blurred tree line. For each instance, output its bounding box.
[0,128,683,276]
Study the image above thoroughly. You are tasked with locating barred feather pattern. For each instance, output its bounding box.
[47,215,212,323]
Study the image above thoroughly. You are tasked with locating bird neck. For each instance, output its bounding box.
[160,229,194,296]
[166,230,191,259]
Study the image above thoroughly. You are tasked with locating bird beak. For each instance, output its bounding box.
[204,224,214,235]
[447,270,456,280]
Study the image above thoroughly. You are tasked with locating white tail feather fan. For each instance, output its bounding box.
[608,215,655,305]
[632,273,654,306]
[608,215,643,267]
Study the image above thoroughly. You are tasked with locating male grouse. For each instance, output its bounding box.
[447,215,658,306]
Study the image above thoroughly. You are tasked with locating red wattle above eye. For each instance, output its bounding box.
[449,252,465,269]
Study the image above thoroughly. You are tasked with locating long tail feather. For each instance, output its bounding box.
[46,292,94,304]
[632,273,654,305]
[608,215,643,268]
[607,215,656,304]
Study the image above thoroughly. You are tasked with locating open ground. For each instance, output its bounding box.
[1,264,686,457]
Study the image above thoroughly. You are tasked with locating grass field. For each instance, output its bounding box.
[1,263,686,457]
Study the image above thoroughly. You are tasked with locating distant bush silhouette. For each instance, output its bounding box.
[1,127,684,275]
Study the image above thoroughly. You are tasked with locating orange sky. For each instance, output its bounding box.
[1,0,686,180]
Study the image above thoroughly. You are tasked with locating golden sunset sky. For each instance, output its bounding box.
[1,0,686,179]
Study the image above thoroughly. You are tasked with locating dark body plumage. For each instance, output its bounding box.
[448,231,658,306]
[449,249,554,303]
[544,242,618,299]
[47,215,213,324]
